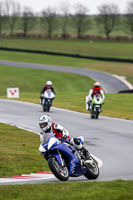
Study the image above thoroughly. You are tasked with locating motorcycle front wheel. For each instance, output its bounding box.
[48,156,69,181]
[96,107,100,119]
[46,105,50,112]
[84,157,99,179]
[42,106,46,112]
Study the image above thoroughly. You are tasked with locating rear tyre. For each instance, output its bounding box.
[84,156,99,179]
[48,156,69,181]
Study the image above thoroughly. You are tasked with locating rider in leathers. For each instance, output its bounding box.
[40,81,55,105]
[39,115,91,163]
[87,82,105,110]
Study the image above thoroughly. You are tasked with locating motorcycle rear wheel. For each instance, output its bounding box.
[48,156,69,181]
[84,157,99,179]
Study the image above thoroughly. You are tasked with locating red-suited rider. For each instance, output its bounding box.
[87,82,105,110]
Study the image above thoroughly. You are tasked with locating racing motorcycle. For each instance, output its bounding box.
[41,89,55,112]
[90,94,104,119]
[39,133,99,181]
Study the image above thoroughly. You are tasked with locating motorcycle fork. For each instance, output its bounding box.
[77,151,84,167]
[90,102,94,112]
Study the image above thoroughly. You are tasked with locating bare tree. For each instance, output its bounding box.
[96,4,119,39]
[123,1,133,38]
[5,0,20,36]
[70,4,91,39]
[0,1,6,36]
[59,2,70,38]
[21,7,36,37]
[40,7,58,38]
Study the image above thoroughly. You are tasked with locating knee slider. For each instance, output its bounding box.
[74,138,80,145]
[70,138,83,150]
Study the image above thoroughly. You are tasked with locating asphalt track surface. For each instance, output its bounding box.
[0,99,133,185]
[0,60,133,184]
[0,60,130,93]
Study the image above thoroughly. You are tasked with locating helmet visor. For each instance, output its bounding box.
[47,85,51,89]
[39,122,48,128]
[95,86,100,88]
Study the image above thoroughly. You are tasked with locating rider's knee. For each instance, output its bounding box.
[70,137,83,149]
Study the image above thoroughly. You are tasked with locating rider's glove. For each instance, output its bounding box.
[62,129,69,137]
[41,93,44,97]
[54,124,69,137]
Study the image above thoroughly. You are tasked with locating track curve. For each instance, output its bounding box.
[0,60,130,93]
[0,99,133,184]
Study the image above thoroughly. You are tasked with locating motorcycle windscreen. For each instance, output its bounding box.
[42,133,60,145]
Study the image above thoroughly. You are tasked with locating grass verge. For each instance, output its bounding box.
[0,38,133,59]
[0,123,49,177]
[0,180,133,200]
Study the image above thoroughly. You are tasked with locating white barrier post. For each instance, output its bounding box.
[7,88,19,98]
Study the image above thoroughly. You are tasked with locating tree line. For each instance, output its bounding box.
[0,0,133,40]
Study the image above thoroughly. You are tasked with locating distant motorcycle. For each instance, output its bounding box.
[41,89,55,112]
[90,94,104,119]
[39,133,99,181]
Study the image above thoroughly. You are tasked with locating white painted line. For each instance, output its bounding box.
[0,176,55,183]
[0,173,55,184]
[91,154,103,168]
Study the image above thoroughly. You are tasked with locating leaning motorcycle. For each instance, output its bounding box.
[41,89,55,112]
[90,94,104,119]
[39,133,99,181]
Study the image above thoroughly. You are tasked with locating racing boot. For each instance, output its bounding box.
[81,146,93,164]
[87,102,90,111]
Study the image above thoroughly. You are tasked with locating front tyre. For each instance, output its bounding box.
[95,107,100,119]
[43,106,46,112]
[84,157,99,179]
[47,105,50,112]
[48,156,69,181]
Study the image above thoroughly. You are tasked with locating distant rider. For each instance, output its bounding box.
[87,82,105,110]
[39,115,92,164]
[40,81,56,105]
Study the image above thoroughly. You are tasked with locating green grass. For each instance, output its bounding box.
[0,180,133,200]
[0,65,133,120]
[0,38,133,59]
[0,123,133,200]
[0,123,49,177]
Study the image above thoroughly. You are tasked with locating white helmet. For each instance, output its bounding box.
[94,82,100,89]
[39,115,52,133]
[94,82,100,87]
[46,81,52,88]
